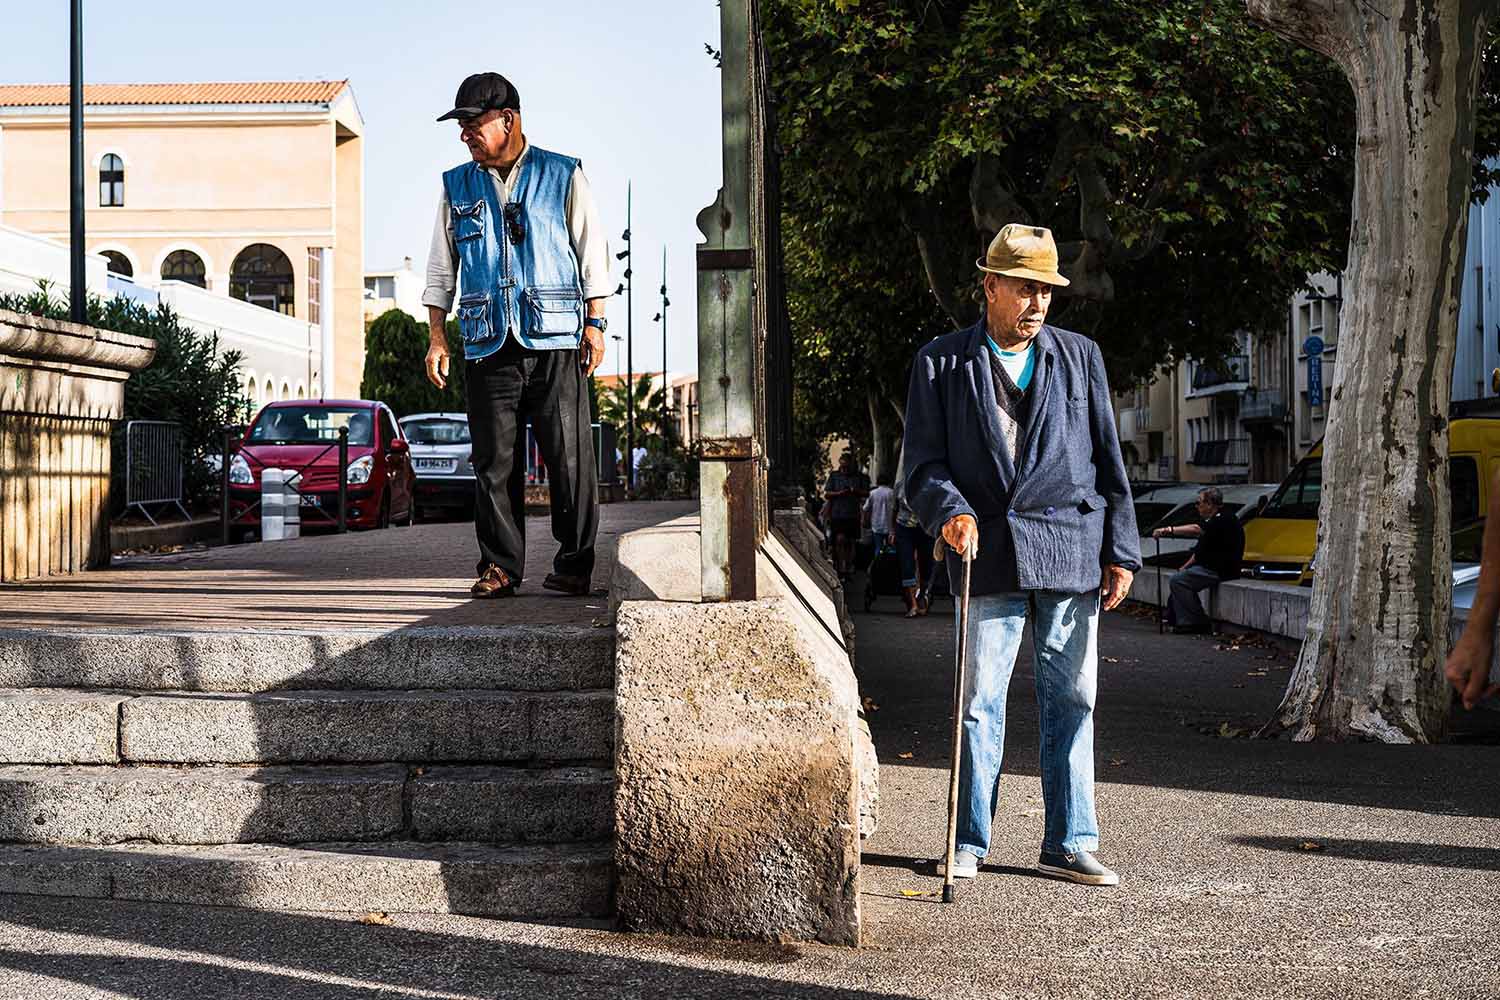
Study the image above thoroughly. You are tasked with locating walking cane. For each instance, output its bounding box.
[939,533,976,903]
[1156,534,1164,635]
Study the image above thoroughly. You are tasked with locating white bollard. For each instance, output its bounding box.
[283,470,302,540]
[261,468,285,541]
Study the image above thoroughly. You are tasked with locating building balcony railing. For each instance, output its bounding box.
[1189,355,1250,395]
[1240,387,1288,425]
[1189,438,1251,467]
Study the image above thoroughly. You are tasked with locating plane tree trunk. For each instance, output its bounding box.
[1245,0,1492,741]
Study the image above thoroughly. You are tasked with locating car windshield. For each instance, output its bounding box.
[247,406,374,446]
[1133,502,1180,533]
[1261,458,1322,519]
[403,418,471,445]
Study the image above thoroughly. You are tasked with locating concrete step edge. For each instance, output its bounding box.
[0,764,615,846]
[0,841,615,917]
[0,624,617,693]
[0,688,616,766]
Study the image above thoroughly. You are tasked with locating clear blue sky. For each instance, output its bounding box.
[4,0,723,376]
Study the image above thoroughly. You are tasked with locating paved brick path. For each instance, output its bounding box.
[0,502,697,631]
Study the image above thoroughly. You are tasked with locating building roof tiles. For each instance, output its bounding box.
[0,81,349,108]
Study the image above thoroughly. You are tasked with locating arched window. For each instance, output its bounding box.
[246,375,259,407]
[280,381,291,401]
[99,154,124,207]
[161,250,207,288]
[295,383,306,399]
[101,251,132,277]
[264,378,274,402]
[230,244,295,316]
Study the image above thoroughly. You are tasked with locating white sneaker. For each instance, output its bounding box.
[938,849,981,879]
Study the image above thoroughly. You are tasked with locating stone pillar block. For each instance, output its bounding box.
[614,598,861,945]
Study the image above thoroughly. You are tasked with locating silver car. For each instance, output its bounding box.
[398,412,475,520]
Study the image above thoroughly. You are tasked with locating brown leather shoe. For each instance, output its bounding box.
[470,565,516,599]
[542,572,590,596]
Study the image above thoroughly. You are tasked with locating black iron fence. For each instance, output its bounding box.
[122,420,191,524]
[1189,438,1251,467]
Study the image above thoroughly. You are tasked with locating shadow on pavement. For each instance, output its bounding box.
[851,602,1500,820]
[1230,835,1500,871]
[0,894,902,1000]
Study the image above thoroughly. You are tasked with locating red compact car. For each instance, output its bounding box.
[226,399,416,540]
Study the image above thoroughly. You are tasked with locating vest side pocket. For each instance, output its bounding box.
[523,286,583,337]
[452,200,486,243]
[456,292,496,345]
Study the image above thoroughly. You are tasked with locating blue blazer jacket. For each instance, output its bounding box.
[902,321,1141,595]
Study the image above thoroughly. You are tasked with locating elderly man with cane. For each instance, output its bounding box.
[422,72,610,599]
[904,224,1140,889]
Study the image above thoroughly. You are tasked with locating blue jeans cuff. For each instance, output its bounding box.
[1045,837,1100,855]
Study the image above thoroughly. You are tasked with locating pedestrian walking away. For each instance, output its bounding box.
[1153,487,1245,634]
[421,72,611,599]
[903,223,1140,886]
[824,451,870,580]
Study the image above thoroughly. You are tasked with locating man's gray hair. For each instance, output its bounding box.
[1198,486,1224,507]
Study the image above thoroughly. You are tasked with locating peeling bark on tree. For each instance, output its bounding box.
[1246,0,1492,742]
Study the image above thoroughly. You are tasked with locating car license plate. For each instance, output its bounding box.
[415,458,456,472]
[299,494,321,507]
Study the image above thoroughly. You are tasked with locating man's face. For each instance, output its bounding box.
[983,274,1053,343]
[839,454,855,473]
[1196,494,1218,518]
[457,109,514,163]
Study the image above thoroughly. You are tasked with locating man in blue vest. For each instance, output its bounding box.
[421,73,610,599]
[904,224,1140,886]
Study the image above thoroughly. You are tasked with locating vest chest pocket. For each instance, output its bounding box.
[524,286,583,337]
[451,200,485,243]
[456,292,496,345]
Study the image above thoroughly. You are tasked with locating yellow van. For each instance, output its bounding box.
[1241,413,1500,584]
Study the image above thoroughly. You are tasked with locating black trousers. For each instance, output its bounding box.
[465,338,598,584]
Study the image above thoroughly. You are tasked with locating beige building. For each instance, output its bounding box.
[0,81,365,397]
[363,257,426,326]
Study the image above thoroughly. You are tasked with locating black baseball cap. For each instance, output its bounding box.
[436,72,521,122]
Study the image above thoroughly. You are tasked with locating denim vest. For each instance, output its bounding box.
[443,146,584,359]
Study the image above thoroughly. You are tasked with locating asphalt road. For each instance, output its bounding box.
[1,599,1496,999]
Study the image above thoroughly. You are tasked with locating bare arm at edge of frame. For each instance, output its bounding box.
[1446,465,1500,709]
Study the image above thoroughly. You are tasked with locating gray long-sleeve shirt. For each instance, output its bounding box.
[421,142,612,313]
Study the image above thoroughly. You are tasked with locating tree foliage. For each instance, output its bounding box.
[0,282,248,509]
[359,309,466,418]
[596,373,669,449]
[766,0,1374,394]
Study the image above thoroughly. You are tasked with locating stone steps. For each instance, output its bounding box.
[0,688,613,765]
[0,625,614,692]
[0,623,620,921]
[0,764,612,846]
[0,841,613,917]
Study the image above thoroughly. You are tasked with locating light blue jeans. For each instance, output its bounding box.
[955,590,1100,858]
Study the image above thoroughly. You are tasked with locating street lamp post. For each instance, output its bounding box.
[654,247,670,447]
[613,183,635,491]
[69,0,85,324]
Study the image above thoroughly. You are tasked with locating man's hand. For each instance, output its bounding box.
[1445,640,1500,710]
[580,325,605,376]
[425,340,450,390]
[942,514,978,559]
[1101,564,1134,612]
[1151,526,1169,539]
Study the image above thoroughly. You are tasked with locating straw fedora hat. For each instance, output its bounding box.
[976,224,1071,287]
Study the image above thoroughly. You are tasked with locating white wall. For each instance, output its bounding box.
[0,224,108,300]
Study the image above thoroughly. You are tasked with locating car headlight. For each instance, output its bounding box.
[346,454,375,485]
[229,453,253,485]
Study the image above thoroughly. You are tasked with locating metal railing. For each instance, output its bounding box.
[1240,387,1287,424]
[122,420,191,524]
[1189,438,1251,467]
[1191,355,1250,391]
[219,425,349,543]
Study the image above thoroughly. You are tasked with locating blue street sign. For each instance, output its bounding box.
[1303,335,1325,357]
[1308,356,1324,408]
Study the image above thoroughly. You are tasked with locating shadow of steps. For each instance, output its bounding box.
[0,841,614,917]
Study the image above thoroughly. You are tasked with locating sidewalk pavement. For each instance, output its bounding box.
[1,575,1497,998]
[0,501,697,631]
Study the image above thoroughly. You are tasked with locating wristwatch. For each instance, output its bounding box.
[585,317,608,332]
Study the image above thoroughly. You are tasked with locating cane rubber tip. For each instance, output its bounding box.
[942,884,955,903]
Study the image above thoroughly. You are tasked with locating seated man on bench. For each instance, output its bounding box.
[1152,487,1244,635]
